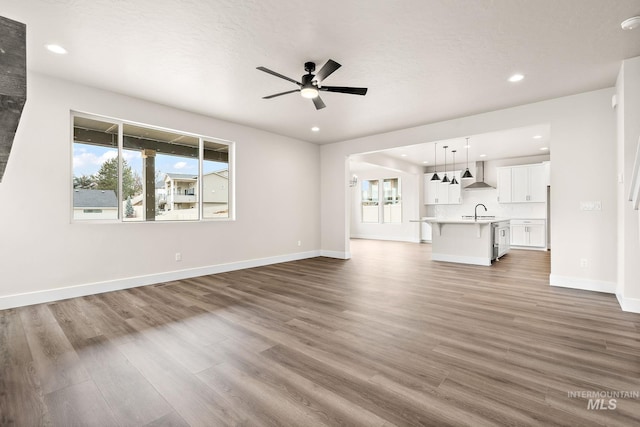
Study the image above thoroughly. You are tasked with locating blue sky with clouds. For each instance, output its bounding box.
[73,143,227,178]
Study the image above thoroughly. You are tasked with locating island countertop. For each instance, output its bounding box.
[426,217,510,225]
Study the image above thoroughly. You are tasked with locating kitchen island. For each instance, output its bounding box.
[427,218,510,266]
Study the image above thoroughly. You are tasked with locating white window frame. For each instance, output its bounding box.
[70,111,235,223]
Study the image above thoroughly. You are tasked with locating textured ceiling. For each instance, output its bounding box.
[2,0,640,144]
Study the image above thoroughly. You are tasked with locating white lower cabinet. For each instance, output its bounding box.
[510,219,546,248]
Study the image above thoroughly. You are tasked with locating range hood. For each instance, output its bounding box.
[464,161,494,190]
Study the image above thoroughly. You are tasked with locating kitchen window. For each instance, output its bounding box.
[361,179,379,223]
[71,112,233,222]
[360,177,402,224]
[383,178,401,223]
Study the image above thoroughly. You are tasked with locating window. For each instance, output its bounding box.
[72,113,232,222]
[360,177,402,224]
[361,179,379,223]
[383,178,401,223]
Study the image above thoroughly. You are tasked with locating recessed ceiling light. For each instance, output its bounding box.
[540,147,549,151]
[621,16,640,30]
[311,126,320,132]
[479,154,487,158]
[508,73,524,83]
[533,135,542,139]
[400,154,407,157]
[423,161,429,164]
[45,44,67,54]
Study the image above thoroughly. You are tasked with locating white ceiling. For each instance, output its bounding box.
[3,0,640,144]
[359,123,551,168]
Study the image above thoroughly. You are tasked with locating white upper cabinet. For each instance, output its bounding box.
[424,171,462,205]
[447,171,462,205]
[496,167,512,203]
[497,163,547,204]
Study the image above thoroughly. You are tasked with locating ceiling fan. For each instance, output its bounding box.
[256,59,368,110]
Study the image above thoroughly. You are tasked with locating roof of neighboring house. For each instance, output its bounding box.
[73,189,118,208]
[205,169,229,179]
[165,173,197,181]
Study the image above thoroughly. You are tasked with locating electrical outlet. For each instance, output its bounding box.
[580,258,588,268]
[297,240,302,247]
[175,252,182,262]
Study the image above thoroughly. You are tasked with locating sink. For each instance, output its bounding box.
[461,215,496,220]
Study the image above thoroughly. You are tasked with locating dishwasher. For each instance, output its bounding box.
[492,222,511,260]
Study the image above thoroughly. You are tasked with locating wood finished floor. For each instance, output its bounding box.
[1,239,640,426]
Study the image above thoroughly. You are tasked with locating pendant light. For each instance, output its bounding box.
[430,142,441,181]
[450,150,459,185]
[441,145,450,183]
[462,137,474,179]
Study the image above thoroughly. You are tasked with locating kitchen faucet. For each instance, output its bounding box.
[475,203,487,221]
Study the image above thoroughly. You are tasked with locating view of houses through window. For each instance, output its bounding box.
[361,178,401,224]
[361,179,379,223]
[383,178,401,223]
[72,114,231,221]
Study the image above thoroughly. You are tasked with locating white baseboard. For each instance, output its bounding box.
[350,234,420,243]
[431,253,491,266]
[0,250,321,310]
[616,292,640,313]
[320,250,351,259]
[510,245,548,251]
[549,274,617,294]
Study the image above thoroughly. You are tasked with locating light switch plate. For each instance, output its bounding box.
[580,201,601,211]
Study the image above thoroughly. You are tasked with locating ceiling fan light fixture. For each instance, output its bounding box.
[45,43,67,54]
[257,59,367,110]
[621,16,640,30]
[300,87,319,99]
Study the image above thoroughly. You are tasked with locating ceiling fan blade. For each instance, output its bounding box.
[262,89,300,99]
[312,96,326,110]
[319,86,368,96]
[315,59,341,82]
[256,66,301,86]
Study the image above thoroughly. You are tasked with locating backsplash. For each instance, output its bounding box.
[425,188,547,219]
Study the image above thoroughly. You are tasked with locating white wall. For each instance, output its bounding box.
[616,57,640,311]
[321,88,618,295]
[0,72,320,308]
